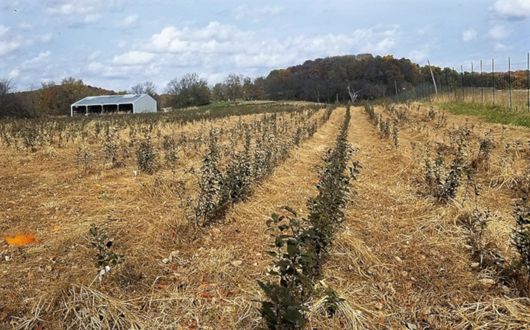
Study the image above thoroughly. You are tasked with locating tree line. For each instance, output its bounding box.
[2,53,529,118]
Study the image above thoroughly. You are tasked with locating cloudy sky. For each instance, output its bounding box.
[1,0,529,92]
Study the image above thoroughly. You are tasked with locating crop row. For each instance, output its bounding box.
[258,106,361,329]
[0,102,321,152]
[191,107,333,226]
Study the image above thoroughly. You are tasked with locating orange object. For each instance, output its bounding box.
[4,234,37,247]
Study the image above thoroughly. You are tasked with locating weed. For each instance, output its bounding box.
[322,287,345,318]
[470,132,495,172]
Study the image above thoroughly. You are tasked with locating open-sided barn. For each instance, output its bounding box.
[70,94,157,116]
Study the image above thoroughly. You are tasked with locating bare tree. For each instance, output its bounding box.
[166,73,210,109]
[131,81,160,110]
[224,74,243,101]
[0,79,26,117]
[130,81,158,98]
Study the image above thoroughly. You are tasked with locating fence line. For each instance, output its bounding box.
[401,53,530,111]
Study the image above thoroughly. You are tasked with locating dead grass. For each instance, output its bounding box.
[3,102,530,328]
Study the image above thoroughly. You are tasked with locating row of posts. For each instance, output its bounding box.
[457,53,530,111]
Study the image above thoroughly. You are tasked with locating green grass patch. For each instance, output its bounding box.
[439,102,530,128]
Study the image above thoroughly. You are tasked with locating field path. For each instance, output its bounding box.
[321,107,481,329]
[158,108,346,329]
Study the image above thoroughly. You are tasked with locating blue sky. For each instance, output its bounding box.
[1,0,529,92]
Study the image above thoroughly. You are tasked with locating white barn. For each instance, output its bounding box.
[71,94,157,116]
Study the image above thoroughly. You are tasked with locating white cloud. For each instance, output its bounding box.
[40,33,53,42]
[492,0,530,20]
[117,14,139,28]
[78,21,399,90]
[0,40,21,57]
[0,25,10,37]
[7,50,54,83]
[45,0,125,25]
[88,50,101,60]
[0,24,52,58]
[0,25,22,57]
[488,24,509,40]
[409,49,429,63]
[113,51,156,65]
[233,5,284,22]
[462,29,477,42]
[144,22,398,61]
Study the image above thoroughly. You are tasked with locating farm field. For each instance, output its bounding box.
[1,101,530,329]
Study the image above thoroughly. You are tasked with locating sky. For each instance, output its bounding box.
[1,0,530,92]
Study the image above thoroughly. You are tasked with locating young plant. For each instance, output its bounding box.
[136,133,158,174]
[162,135,178,170]
[391,123,399,147]
[194,130,223,226]
[513,196,530,271]
[88,224,124,281]
[258,209,314,330]
[75,146,93,173]
[424,141,466,203]
[103,127,124,168]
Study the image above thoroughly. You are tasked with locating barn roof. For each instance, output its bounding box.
[72,94,148,106]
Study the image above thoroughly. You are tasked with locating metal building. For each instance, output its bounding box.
[70,94,157,116]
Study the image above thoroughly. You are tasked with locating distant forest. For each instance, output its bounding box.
[1,54,528,117]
